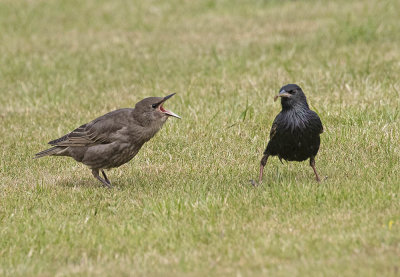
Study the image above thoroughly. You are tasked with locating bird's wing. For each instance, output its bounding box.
[311,110,324,134]
[269,113,283,140]
[48,109,132,147]
[269,122,278,140]
[308,110,323,134]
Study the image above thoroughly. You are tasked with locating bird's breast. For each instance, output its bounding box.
[106,143,141,168]
[267,109,321,161]
[280,110,309,132]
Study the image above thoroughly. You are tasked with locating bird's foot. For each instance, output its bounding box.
[250,180,259,187]
[92,169,113,189]
[316,176,329,182]
[102,182,112,189]
[101,170,112,189]
[318,176,328,182]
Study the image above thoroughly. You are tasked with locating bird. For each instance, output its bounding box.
[34,93,181,188]
[256,84,323,184]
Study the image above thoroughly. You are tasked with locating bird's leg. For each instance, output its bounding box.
[92,169,112,188]
[101,170,111,186]
[258,154,269,184]
[310,157,321,182]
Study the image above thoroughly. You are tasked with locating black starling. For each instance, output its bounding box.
[257,84,323,184]
[34,93,180,188]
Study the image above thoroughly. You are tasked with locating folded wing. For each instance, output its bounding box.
[48,109,131,147]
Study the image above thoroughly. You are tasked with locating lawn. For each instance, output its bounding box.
[0,0,399,276]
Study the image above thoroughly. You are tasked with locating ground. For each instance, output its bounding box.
[0,0,399,276]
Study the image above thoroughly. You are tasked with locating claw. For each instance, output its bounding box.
[250,180,258,187]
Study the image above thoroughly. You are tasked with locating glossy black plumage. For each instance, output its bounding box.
[34,94,180,188]
[258,84,323,184]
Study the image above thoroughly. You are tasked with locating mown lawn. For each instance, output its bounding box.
[0,0,399,276]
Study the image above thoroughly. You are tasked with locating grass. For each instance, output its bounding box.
[1,0,399,276]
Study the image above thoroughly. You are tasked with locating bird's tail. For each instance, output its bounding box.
[33,147,65,159]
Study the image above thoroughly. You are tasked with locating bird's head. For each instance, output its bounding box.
[274,84,309,110]
[134,93,181,126]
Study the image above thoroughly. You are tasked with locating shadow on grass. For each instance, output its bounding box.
[55,176,104,189]
[241,165,324,188]
[54,175,150,191]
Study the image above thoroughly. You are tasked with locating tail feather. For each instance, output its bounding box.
[34,147,64,159]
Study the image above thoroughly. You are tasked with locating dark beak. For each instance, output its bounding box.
[158,93,181,119]
[274,89,292,102]
[163,93,176,102]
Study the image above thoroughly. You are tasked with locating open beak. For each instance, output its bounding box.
[274,89,292,102]
[158,93,181,119]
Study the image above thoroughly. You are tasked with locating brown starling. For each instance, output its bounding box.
[34,93,180,188]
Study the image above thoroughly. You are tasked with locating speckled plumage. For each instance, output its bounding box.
[34,94,180,187]
[258,84,323,184]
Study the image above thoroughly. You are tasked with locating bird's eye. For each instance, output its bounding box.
[290,89,297,94]
[152,104,157,108]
